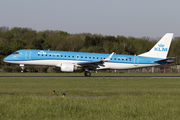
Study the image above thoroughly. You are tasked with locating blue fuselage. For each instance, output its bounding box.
[4,49,164,70]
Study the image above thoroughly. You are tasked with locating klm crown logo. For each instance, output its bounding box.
[38,51,46,54]
[158,43,165,47]
[154,43,168,52]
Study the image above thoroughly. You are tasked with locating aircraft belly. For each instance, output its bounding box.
[103,63,159,70]
[5,60,54,66]
[6,60,80,66]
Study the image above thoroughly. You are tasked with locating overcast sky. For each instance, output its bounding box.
[0,0,180,38]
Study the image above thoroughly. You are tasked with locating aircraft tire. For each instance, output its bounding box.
[84,71,91,77]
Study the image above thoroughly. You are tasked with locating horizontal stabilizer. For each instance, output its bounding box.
[153,58,174,63]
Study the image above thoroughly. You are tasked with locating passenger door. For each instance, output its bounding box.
[25,50,31,60]
[134,55,139,66]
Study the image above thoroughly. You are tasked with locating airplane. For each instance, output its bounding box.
[3,33,174,77]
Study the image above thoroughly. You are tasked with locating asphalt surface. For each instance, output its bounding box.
[1,76,180,78]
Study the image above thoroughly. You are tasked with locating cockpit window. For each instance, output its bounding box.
[12,52,19,55]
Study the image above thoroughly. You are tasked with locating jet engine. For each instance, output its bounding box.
[60,63,82,72]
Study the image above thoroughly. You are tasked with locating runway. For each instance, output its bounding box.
[1,76,180,78]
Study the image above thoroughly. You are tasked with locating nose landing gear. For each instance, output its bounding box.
[20,64,24,73]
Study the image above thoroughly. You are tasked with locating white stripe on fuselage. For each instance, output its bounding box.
[5,60,159,70]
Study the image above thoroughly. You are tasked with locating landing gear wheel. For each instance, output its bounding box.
[84,71,91,77]
[20,64,25,73]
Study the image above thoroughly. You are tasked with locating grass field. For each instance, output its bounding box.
[1,77,180,119]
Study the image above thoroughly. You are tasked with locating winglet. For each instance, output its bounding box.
[103,52,114,62]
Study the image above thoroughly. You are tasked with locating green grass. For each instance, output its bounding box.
[1,78,180,119]
[1,95,180,120]
[1,72,180,76]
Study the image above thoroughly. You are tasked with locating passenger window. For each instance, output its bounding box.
[97,57,98,59]
[85,57,87,58]
[46,54,47,56]
[61,55,63,57]
[101,57,102,59]
[38,54,40,56]
[122,59,124,61]
[118,58,120,60]
[81,56,83,58]
[93,57,95,59]
[111,58,112,60]
[57,55,59,57]
[65,55,66,57]
[89,57,91,59]
[104,58,105,59]
[49,55,51,57]
[77,56,79,58]
[68,56,70,58]
[53,55,55,57]
[42,54,43,56]
[72,56,74,58]
[126,59,128,61]
[114,58,116,60]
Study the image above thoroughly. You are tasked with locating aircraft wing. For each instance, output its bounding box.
[77,60,104,68]
[77,52,114,68]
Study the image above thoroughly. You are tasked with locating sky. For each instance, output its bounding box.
[0,0,180,38]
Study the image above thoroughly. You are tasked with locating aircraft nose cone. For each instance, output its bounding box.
[3,56,9,62]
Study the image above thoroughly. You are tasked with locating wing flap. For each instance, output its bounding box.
[77,60,104,65]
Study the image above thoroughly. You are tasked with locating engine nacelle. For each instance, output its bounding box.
[60,63,74,72]
[60,63,83,72]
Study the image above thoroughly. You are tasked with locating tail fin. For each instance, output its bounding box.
[139,33,173,59]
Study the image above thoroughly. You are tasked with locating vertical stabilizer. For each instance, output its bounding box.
[139,33,173,59]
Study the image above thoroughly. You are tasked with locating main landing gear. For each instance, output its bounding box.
[84,71,91,77]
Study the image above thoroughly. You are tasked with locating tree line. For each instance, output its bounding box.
[0,26,180,66]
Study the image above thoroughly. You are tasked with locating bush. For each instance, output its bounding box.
[53,67,60,73]
[13,66,21,72]
[25,66,38,73]
[3,66,13,72]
